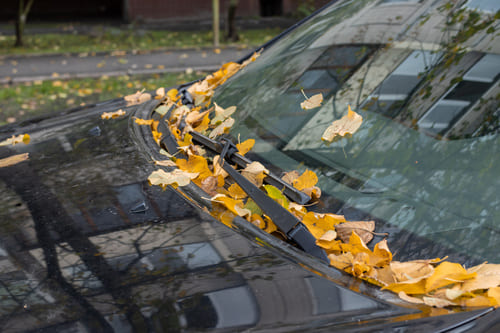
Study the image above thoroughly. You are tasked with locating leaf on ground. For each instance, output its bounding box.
[335,221,375,244]
[0,134,30,146]
[148,169,199,189]
[101,109,126,119]
[300,92,323,110]
[322,105,363,142]
[0,153,29,168]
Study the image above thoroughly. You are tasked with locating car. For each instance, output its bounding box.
[0,0,499,332]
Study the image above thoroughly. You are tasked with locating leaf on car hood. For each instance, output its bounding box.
[101,109,126,119]
[0,133,30,146]
[0,153,29,168]
[148,169,199,189]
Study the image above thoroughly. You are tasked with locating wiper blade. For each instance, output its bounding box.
[156,118,327,262]
[190,131,311,205]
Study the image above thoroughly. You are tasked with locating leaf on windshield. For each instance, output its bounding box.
[300,91,323,110]
[148,168,199,189]
[321,105,363,142]
[0,134,30,146]
[208,117,235,139]
[0,153,29,168]
[101,109,126,119]
[236,139,255,156]
[335,221,375,244]
[211,103,236,125]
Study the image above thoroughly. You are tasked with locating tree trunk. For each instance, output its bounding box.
[226,0,239,42]
[15,0,34,47]
[212,0,220,48]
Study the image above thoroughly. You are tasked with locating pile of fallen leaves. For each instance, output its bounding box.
[102,53,500,309]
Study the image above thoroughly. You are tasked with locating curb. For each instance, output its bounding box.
[0,44,255,61]
[0,65,219,84]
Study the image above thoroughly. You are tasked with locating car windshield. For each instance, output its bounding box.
[213,0,500,266]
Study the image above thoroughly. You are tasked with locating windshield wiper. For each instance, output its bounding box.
[156,114,328,262]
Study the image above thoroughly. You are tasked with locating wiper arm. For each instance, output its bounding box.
[216,138,328,262]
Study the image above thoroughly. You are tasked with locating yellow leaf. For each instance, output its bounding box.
[463,295,494,307]
[175,154,213,182]
[148,169,199,189]
[425,262,477,292]
[167,88,179,102]
[185,110,209,126]
[194,112,211,132]
[372,239,393,267]
[211,103,236,124]
[101,109,126,119]
[282,170,300,185]
[263,185,289,209]
[0,153,29,168]
[398,291,424,304]
[390,261,435,283]
[422,296,455,308]
[321,105,363,142]
[300,92,323,110]
[487,287,500,306]
[335,221,375,244]
[211,194,251,219]
[228,183,247,199]
[292,170,318,191]
[154,159,176,167]
[134,117,154,125]
[383,278,427,295]
[462,263,500,292]
[236,139,255,156]
[302,212,345,239]
[0,134,30,146]
[209,117,235,139]
[124,91,151,106]
[242,161,268,175]
[200,176,219,196]
[155,87,165,98]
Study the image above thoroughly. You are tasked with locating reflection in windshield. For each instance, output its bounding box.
[214,0,500,265]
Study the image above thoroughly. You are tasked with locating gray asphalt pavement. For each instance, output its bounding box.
[0,47,255,84]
